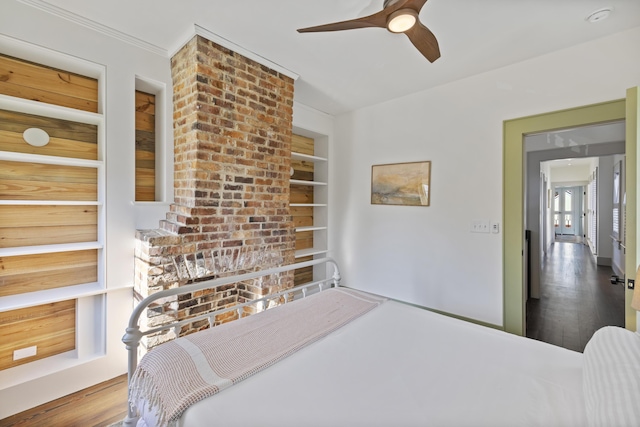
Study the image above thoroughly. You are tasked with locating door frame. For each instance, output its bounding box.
[503,98,632,335]
[626,87,639,331]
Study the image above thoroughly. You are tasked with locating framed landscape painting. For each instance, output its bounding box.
[371,161,431,206]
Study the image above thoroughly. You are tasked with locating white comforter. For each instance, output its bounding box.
[139,298,586,427]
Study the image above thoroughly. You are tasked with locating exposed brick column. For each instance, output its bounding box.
[134,35,295,346]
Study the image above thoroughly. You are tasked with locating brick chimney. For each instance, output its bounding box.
[134,35,295,346]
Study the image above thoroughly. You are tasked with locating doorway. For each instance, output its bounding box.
[554,186,581,238]
[502,93,639,336]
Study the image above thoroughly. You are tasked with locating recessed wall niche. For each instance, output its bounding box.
[0,50,104,371]
[135,77,164,202]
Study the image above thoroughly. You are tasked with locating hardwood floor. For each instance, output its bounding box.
[526,239,625,352]
[0,374,128,427]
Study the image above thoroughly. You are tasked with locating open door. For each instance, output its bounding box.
[625,87,639,331]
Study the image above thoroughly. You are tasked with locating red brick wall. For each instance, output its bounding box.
[135,35,295,346]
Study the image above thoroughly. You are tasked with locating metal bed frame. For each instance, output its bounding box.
[122,257,341,426]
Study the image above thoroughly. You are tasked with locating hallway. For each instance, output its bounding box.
[525,240,625,352]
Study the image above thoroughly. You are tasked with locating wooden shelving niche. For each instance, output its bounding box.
[0,53,104,371]
[290,133,328,286]
[135,90,156,201]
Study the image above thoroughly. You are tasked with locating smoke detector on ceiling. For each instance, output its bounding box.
[586,7,613,23]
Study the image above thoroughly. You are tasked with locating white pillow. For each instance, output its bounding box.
[583,326,640,427]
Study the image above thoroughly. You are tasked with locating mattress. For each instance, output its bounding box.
[136,294,587,427]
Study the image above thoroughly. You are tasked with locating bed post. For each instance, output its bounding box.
[122,325,143,426]
[331,260,341,288]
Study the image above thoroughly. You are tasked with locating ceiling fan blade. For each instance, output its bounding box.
[404,20,440,62]
[297,0,431,33]
[297,9,389,33]
[401,0,429,12]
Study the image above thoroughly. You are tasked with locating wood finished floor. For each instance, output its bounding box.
[0,374,128,427]
[526,239,625,353]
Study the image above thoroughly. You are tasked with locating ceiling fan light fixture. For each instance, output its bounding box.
[586,7,613,23]
[387,9,417,33]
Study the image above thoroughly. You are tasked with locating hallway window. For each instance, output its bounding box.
[565,214,572,228]
[564,189,572,211]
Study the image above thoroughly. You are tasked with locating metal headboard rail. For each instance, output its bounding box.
[138,277,338,340]
[122,257,340,426]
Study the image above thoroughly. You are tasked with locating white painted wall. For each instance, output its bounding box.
[331,26,640,327]
[0,1,173,418]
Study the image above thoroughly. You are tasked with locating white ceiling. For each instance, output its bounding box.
[23,0,640,116]
[546,157,595,168]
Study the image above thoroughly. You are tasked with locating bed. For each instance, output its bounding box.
[123,257,640,427]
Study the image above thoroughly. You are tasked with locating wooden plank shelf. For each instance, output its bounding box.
[0,94,103,126]
[295,248,329,258]
[0,283,132,313]
[291,151,327,162]
[0,200,102,206]
[290,179,327,186]
[290,203,327,207]
[0,150,102,168]
[295,226,327,232]
[0,241,102,257]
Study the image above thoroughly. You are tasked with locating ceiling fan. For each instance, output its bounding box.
[297,0,440,63]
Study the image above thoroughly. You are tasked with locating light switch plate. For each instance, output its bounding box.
[471,220,491,233]
[491,222,500,234]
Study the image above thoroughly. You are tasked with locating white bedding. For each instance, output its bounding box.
[137,296,587,427]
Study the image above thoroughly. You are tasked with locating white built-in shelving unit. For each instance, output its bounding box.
[290,135,328,262]
[0,95,106,309]
[0,36,114,389]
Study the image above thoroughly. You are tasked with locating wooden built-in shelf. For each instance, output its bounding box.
[0,282,102,313]
[0,241,102,257]
[0,200,102,206]
[0,150,102,168]
[291,152,327,162]
[0,284,133,314]
[295,226,327,233]
[0,94,103,125]
[295,248,329,259]
[290,134,328,287]
[290,179,327,186]
[0,50,107,374]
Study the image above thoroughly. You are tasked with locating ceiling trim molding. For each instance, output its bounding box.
[168,24,299,81]
[18,0,168,57]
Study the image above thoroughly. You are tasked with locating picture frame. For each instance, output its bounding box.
[371,161,431,206]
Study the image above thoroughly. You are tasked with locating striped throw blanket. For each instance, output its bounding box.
[129,288,386,426]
